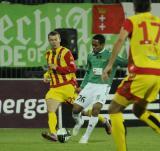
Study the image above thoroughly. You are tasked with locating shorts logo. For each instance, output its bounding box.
[96,95,100,100]
[77,95,86,103]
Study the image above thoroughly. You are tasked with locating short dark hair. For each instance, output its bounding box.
[93,34,105,44]
[48,31,60,38]
[133,0,151,13]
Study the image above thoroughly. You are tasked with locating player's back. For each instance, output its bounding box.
[128,12,160,75]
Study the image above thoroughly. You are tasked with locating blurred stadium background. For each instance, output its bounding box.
[0,0,160,150]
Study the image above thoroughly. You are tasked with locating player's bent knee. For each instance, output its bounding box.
[92,108,100,116]
[47,106,57,113]
[133,108,144,118]
[46,99,60,112]
[72,104,83,114]
[82,110,89,116]
[92,110,100,117]
[46,104,57,112]
[91,103,102,116]
[133,102,146,118]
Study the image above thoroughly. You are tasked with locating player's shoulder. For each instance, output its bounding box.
[129,12,160,21]
[60,46,70,54]
[88,51,95,59]
[127,13,146,22]
[127,14,138,22]
[152,15,160,22]
[103,48,110,54]
[100,49,110,57]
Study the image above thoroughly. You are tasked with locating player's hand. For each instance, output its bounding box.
[102,65,112,81]
[48,64,57,70]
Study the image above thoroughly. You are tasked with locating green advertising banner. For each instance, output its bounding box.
[0,3,127,67]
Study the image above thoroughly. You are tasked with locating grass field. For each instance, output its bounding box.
[0,127,159,151]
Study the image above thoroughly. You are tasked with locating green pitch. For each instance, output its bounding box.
[0,127,159,151]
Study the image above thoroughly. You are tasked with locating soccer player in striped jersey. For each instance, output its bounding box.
[102,0,160,151]
[41,31,77,141]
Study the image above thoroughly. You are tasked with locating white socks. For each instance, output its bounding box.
[84,116,98,137]
[72,112,82,124]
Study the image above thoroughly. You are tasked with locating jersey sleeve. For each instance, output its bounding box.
[56,50,77,74]
[122,18,133,35]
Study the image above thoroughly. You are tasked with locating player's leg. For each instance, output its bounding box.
[79,102,103,143]
[96,84,112,134]
[82,109,108,126]
[72,84,95,136]
[72,103,84,136]
[79,84,111,143]
[133,75,160,134]
[109,74,138,151]
[47,99,60,134]
[109,98,128,151]
[82,109,111,134]
[110,74,160,151]
[83,109,105,121]
[133,99,160,134]
[42,87,65,141]
[72,103,84,123]
[82,109,106,124]
[42,99,60,141]
[72,91,87,136]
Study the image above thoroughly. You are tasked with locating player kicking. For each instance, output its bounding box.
[41,31,77,141]
[72,34,127,143]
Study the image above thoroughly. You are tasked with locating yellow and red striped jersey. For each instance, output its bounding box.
[44,46,77,88]
[123,12,160,75]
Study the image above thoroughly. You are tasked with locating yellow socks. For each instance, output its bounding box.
[110,113,127,151]
[48,112,57,134]
[140,110,160,134]
[109,110,160,151]
[98,114,106,123]
[87,109,92,116]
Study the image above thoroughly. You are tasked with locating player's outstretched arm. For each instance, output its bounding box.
[102,27,129,81]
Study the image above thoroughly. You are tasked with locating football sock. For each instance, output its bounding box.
[140,110,160,134]
[84,116,98,137]
[98,114,106,124]
[48,112,57,134]
[72,112,82,124]
[110,113,127,151]
[87,109,106,123]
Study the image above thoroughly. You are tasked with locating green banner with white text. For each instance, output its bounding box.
[0,3,93,67]
[0,3,127,67]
